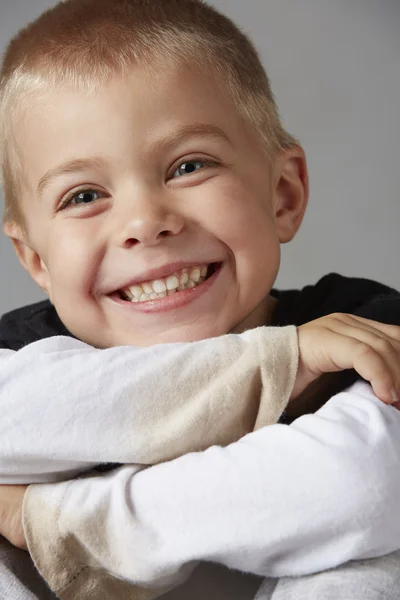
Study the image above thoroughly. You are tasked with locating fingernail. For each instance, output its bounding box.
[391,388,400,404]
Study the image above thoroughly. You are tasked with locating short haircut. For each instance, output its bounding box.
[0,0,297,230]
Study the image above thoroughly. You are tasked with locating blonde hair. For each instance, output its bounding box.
[0,0,297,228]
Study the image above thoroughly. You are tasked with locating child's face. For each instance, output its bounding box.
[9,64,307,347]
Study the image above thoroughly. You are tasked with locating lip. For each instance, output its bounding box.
[112,260,217,292]
[109,262,223,313]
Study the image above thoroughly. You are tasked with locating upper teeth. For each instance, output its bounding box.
[122,265,208,302]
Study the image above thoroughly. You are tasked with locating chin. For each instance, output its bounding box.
[145,324,230,346]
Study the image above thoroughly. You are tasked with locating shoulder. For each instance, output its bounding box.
[273,272,399,326]
[0,300,72,350]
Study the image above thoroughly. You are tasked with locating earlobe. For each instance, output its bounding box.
[3,222,51,297]
[273,147,309,243]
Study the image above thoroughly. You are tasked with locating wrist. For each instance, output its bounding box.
[0,485,28,550]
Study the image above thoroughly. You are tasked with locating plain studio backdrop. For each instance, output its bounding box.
[0,0,399,316]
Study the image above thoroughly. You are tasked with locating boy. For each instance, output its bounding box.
[1,1,400,599]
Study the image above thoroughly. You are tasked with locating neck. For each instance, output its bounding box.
[231,294,277,334]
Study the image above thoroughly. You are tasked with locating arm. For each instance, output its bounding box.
[0,327,298,483]
[3,311,400,484]
[23,382,400,599]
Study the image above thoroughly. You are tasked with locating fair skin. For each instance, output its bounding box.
[6,64,307,348]
[2,62,400,552]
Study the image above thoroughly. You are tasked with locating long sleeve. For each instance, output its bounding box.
[0,326,298,483]
[23,382,400,600]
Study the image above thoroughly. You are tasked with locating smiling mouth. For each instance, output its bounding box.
[118,263,219,303]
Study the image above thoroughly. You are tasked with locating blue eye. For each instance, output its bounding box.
[172,160,205,178]
[59,189,103,211]
[70,190,101,205]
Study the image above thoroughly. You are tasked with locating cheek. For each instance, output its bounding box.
[200,180,278,256]
[201,181,280,298]
[236,223,280,299]
[46,222,101,295]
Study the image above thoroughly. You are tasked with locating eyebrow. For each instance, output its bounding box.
[36,124,230,197]
[37,157,107,198]
[152,123,231,154]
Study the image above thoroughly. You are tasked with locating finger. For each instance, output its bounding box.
[351,342,397,404]
[323,318,400,400]
[350,334,400,399]
[325,316,400,351]
[318,333,398,404]
[333,314,400,343]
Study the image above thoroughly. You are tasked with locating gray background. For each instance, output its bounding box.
[1,0,399,317]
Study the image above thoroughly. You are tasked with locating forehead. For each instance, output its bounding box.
[15,63,261,193]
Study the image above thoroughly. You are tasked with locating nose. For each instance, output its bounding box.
[115,191,185,248]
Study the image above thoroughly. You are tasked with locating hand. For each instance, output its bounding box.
[0,485,28,550]
[292,313,400,407]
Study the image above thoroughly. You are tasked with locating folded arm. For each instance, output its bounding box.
[23,382,400,599]
[0,327,297,483]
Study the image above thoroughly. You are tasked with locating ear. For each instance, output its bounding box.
[272,146,309,243]
[3,222,52,300]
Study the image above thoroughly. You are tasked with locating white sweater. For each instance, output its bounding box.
[1,331,400,598]
[23,383,400,600]
[0,327,297,483]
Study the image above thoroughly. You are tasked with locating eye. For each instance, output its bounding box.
[59,189,104,210]
[172,159,208,178]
